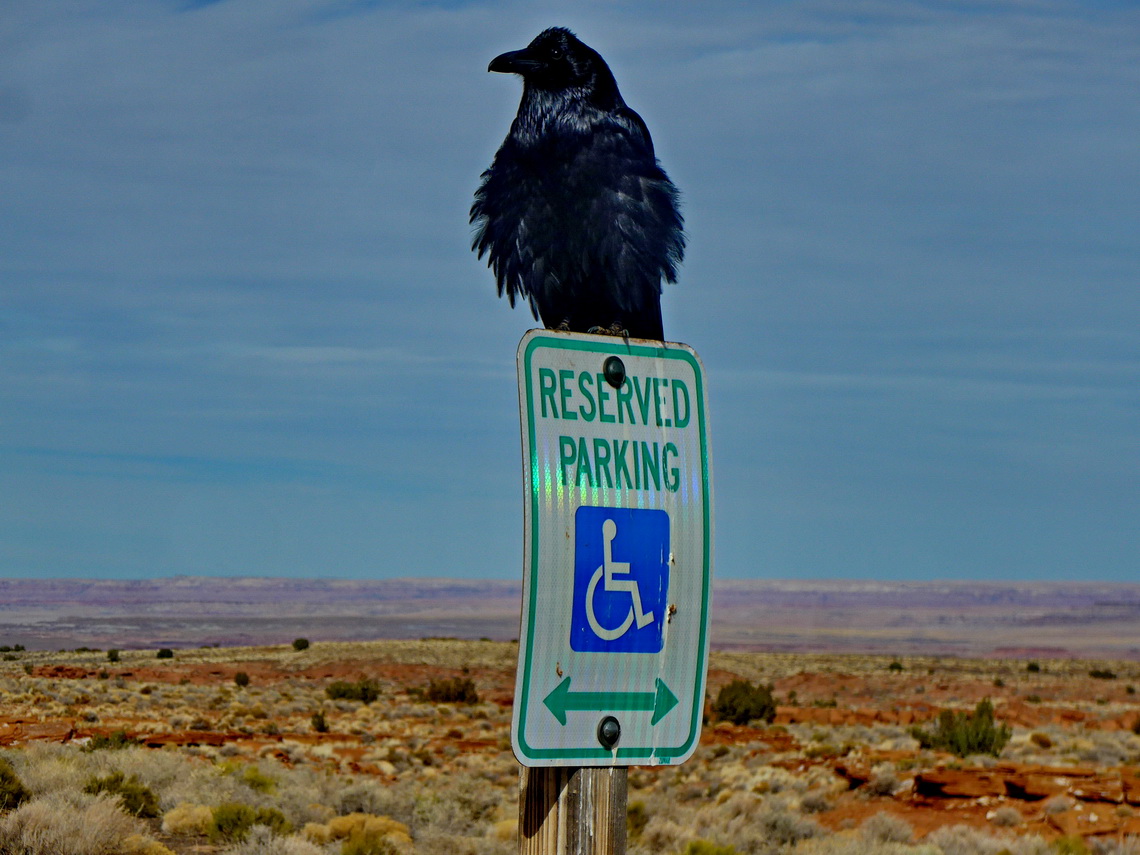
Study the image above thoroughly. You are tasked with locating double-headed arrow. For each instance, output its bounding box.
[543,676,679,726]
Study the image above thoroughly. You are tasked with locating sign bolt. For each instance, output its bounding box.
[597,715,621,749]
[603,356,625,389]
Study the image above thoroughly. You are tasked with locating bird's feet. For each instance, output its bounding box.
[587,322,629,338]
[554,319,572,331]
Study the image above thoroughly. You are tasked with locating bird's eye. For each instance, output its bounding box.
[549,47,562,59]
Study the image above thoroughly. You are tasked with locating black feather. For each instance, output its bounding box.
[471,27,684,341]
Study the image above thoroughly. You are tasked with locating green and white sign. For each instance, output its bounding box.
[512,329,714,767]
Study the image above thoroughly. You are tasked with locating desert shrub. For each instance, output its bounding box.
[1056,837,1092,855]
[925,823,1037,855]
[83,770,160,817]
[0,792,143,855]
[682,841,739,855]
[711,680,776,726]
[223,825,329,855]
[311,711,329,733]
[862,812,914,844]
[342,835,406,855]
[209,802,290,842]
[0,757,31,811]
[410,775,499,836]
[328,814,412,855]
[425,677,479,704]
[292,638,310,652]
[244,766,278,795]
[909,698,1011,758]
[639,815,686,854]
[1030,732,1053,749]
[1090,669,1117,680]
[799,790,831,813]
[156,648,174,659]
[121,835,175,855]
[234,672,250,688]
[888,661,904,672]
[107,649,120,663]
[84,729,140,751]
[1133,717,1140,736]
[326,680,380,705]
[759,804,822,846]
[991,806,1022,827]
[864,769,899,796]
[162,802,214,835]
[627,800,649,839]
[302,822,334,845]
[1045,795,1075,815]
[1027,661,1041,673]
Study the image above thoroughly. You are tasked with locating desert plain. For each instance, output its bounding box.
[0,578,1137,855]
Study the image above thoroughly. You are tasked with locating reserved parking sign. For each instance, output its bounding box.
[512,330,714,767]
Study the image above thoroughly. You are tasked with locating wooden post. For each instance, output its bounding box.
[519,766,627,855]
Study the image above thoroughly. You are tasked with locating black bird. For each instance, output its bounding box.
[470,27,684,341]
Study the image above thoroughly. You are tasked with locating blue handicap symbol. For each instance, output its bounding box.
[570,506,670,653]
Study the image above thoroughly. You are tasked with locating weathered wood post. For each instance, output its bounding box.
[519,767,627,855]
[512,329,713,855]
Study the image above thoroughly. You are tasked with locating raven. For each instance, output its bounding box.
[471,27,684,341]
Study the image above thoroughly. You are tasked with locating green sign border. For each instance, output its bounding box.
[515,331,713,764]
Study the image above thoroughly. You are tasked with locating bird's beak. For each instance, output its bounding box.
[488,48,542,75]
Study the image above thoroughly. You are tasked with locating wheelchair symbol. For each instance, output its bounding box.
[570,506,668,653]
[585,519,655,640]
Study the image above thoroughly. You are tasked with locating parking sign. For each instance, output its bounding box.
[512,330,714,767]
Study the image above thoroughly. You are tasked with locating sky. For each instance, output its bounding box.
[1,0,1137,583]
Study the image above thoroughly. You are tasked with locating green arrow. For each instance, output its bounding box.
[543,677,679,726]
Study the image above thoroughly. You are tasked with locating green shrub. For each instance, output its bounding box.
[1027,661,1040,673]
[1131,717,1140,736]
[312,710,329,733]
[326,679,380,704]
[208,803,290,842]
[107,649,120,663]
[292,638,310,651]
[83,770,159,817]
[682,841,739,855]
[84,729,139,751]
[711,680,776,726]
[156,648,174,659]
[425,676,479,704]
[888,661,904,672]
[1090,669,1116,680]
[238,765,276,795]
[234,671,250,688]
[0,758,31,811]
[909,698,1011,757]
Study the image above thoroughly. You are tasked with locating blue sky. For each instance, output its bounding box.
[2,1,1137,582]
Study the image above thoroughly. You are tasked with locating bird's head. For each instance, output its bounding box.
[488,27,618,101]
